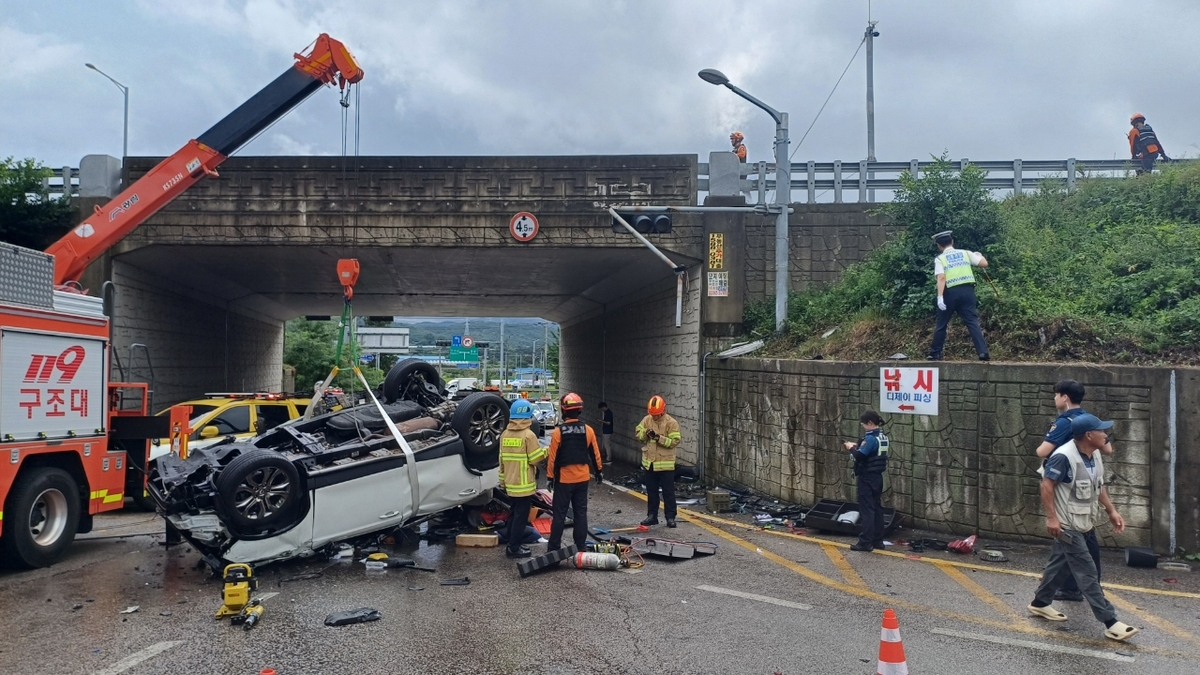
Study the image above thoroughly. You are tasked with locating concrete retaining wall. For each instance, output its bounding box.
[110,260,283,408]
[561,267,702,467]
[706,358,1200,553]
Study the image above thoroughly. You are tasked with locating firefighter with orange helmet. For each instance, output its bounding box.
[1128,113,1169,175]
[730,131,747,163]
[636,395,682,528]
[546,391,603,552]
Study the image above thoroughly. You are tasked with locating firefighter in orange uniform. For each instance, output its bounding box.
[730,131,747,162]
[636,395,682,528]
[1128,113,1169,175]
[546,392,603,552]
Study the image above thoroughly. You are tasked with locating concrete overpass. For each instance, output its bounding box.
[80,154,889,468]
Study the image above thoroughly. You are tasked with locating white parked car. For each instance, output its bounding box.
[149,360,508,567]
[532,401,558,427]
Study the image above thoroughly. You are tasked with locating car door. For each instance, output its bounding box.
[411,444,483,517]
[309,457,413,546]
[253,403,292,434]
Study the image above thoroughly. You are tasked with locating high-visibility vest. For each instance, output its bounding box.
[499,430,545,497]
[936,250,976,287]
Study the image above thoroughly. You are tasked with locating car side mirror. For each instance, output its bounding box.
[200,426,220,439]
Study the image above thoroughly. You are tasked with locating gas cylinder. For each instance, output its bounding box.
[571,552,621,570]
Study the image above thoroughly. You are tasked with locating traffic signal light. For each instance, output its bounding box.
[611,212,671,234]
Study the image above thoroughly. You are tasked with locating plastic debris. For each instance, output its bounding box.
[439,577,471,586]
[324,608,382,626]
[120,606,140,614]
[947,535,977,554]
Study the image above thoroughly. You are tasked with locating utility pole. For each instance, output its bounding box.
[542,322,549,397]
[865,20,879,202]
[498,319,505,388]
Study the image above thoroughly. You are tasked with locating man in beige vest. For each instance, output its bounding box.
[1027,414,1139,642]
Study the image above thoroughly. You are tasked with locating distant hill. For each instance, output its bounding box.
[394,318,558,360]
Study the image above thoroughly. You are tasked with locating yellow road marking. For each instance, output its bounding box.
[934,560,1026,623]
[1107,590,1200,649]
[676,507,1200,600]
[610,485,1196,659]
[821,542,868,589]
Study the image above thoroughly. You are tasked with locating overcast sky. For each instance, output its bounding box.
[4,0,1199,169]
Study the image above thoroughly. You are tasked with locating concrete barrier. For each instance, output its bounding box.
[705,358,1200,554]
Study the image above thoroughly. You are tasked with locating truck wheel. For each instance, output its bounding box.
[382,359,445,406]
[451,392,509,458]
[1,468,81,568]
[214,451,302,536]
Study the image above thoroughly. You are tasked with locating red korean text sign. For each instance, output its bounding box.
[1,330,106,440]
[879,367,939,416]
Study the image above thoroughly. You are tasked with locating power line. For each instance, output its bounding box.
[789,35,867,161]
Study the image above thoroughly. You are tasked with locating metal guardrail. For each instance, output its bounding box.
[698,158,1141,204]
[43,167,79,198]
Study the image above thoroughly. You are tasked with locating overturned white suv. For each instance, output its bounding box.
[149,360,515,567]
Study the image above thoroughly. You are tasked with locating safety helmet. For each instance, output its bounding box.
[730,131,744,142]
[560,392,584,413]
[509,399,534,420]
[647,395,666,416]
[1131,112,1145,124]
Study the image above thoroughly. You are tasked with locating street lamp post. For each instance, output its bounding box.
[699,69,790,332]
[86,63,129,160]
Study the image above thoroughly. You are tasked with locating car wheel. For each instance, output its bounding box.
[214,450,302,536]
[383,359,446,406]
[0,468,81,568]
[451,392,509,457]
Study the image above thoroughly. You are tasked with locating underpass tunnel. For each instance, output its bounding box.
[100,242,704,466]
[83,154,725,466]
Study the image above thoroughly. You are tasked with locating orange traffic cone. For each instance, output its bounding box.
[876,609,908,675]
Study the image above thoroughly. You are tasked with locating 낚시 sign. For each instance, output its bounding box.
[879,367,938,416]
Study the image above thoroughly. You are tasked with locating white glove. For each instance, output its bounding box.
[937,296,947,311]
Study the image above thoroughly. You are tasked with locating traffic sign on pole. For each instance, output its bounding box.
[452,335,462,348]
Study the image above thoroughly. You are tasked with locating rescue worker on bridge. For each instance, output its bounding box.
[844,410,889,552]
[927,230,990,362]
[1128,113,1169,175]
[730,131,747,162]
[546,392,603,553]
[499,399,546,559]
[636,395,682,528]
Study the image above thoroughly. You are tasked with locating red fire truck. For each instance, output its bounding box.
[0,34,363,568]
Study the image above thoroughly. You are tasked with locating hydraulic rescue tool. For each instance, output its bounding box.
[215,563,259,619]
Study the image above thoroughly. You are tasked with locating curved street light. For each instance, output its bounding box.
[86,63,129,160]
[699,69,790,332]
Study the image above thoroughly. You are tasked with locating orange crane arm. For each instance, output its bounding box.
[47,33,364,285]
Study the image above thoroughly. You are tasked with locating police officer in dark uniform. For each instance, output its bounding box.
[844,410,889,552]
[928,230,990,361]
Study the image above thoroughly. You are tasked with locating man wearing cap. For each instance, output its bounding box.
[1027,413,1139,642]
[928,230,990,361]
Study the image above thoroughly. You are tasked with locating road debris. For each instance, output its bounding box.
[439,577,471,586]
[324,608,382,626]
[120,606,140,614]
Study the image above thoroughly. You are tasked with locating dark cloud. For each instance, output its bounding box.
[3,0,1197,168]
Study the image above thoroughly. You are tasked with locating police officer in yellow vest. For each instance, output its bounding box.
[636,395,682,528]
[499,399,547,559]
[928,230,990,361]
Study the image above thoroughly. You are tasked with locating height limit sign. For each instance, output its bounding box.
[879,367,938,415]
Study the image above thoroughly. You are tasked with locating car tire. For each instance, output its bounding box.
[214,450,302,536]
[451,392,509,458]
[383,359,446,406]
[0,468,81,568]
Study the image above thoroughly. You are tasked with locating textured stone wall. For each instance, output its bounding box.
[743,203,896,301]
[110,261,283,408]
[560,267,702,467]
[706,358,1200,552]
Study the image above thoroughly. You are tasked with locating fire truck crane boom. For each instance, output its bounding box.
[45,33,364,286]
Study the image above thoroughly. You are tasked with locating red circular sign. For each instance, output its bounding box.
[509,212,539,242]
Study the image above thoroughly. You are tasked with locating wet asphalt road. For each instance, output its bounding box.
[2,481,1198,675]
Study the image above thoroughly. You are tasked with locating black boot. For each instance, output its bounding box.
[506,545,532,559]
[640,516,659,527]
[667,519,677,528]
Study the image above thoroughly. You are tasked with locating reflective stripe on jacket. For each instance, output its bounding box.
[936,250,976,287]
[498,420,546,497]
[636,413,682,471]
